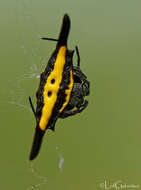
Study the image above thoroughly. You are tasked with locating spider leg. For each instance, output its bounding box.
[77,100,88,111]
[73,69,89,85]
[59,109,81,118]
[41,37,58,42]
[75,46,80,67]
[28,96,36,118]
[59,100,88,118]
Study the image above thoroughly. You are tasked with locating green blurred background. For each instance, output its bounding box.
[1,0,141,189]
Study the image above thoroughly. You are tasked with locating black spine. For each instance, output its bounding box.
[56,14,70,48]
[29,127,45,160]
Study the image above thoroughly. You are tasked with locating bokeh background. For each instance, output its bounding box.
[1,0,141,189]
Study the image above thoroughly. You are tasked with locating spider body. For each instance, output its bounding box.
[29,14,90,160]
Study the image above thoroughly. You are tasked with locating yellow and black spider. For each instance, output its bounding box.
[29,14,90,160]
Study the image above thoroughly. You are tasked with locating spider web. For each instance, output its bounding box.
[2,0,65,189]
[26,146,65,190]
[2,0,44,114]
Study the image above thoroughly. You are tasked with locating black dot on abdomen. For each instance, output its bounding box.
[51,79,55,84]
[48,91,52,97]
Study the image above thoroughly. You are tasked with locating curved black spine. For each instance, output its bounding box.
[29,127,45,160]
[56,14,71,49]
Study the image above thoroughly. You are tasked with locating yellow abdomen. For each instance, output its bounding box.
[39,46,67,131]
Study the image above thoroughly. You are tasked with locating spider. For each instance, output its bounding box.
[29,14,90,160]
